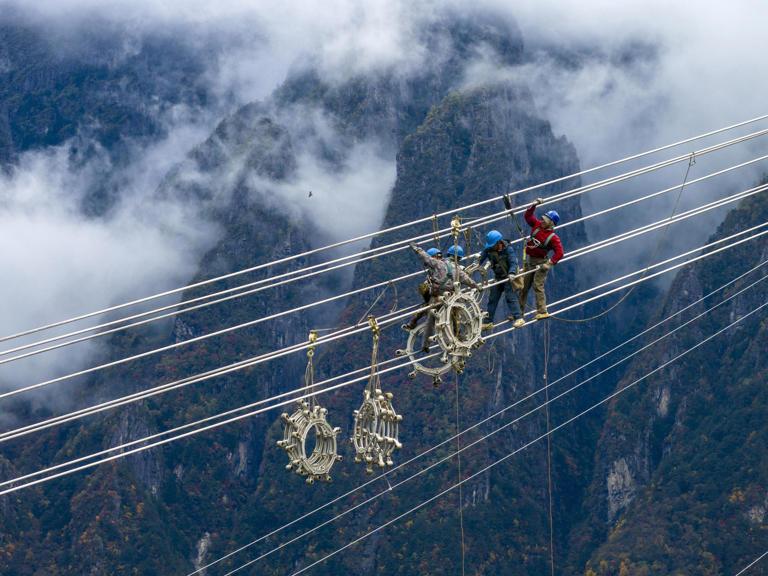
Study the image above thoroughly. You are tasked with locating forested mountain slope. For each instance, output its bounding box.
[1,7,767,576]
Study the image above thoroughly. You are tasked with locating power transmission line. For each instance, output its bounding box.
[203,262,768,576]
[3,240,766,497]
[4,211,765,448]
[285,297,768,576]
[3,174,765,409]
[3,115,768,348]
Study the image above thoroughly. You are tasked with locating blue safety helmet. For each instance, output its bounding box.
[485,230,503,248]
[544,210,560,226]
[446,245,464,259]
[426,247,442,257]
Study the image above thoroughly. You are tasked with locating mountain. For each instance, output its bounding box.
[1,7,767,576]
[569,192,768,575]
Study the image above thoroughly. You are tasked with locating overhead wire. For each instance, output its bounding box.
[3,114,768,348]
[285,297,768,576]
[3,237,766,498]
[7,141,768,370]
[188,258,768,576]
[3,217,767,448]
[553,152,694,323]
[209,263,768,576]
[5,202,766,447]
[459,188,768,311]
[734,549,768,576]
[4,169,766,410]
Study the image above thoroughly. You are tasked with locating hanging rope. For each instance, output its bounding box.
[487,340,498,375]
[552,152,696,323]
[505,192,529,272]
[433,214,441,248]
[455,370,466,576]
[305,330,318,407]
[357,281,399,325]
[367,317,380,395]
[543,322,555,576]
[463,223,475,258]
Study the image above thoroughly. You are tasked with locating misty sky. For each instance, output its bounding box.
[2,0,768,392]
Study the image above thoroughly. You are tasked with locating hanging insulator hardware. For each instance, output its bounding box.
[277,328,342,484]
[352,315,402,474]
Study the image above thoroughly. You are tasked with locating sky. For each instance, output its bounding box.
[2,0,768,399]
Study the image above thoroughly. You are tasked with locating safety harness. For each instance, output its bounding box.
[487,241,512,277]
[527,226,556,251]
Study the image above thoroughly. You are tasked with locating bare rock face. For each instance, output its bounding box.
[109,407,163,496]
[606,457,636,522]
[193,532,212,572]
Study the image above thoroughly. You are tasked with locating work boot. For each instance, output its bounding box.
[401,320,417,331]
[506,315,526,327]
[534,312,550,320]
[481,322,494,331]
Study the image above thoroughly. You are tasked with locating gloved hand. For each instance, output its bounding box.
[470,281,481,291]
[409,242,418,251]
[539,260,553,271]
[535,197,544,206]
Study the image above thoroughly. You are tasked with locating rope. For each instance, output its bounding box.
[357,282,394,326]
[553,153,695,323]
[366,316,380,395]
[455,370,466,576]
[304,331,317,408]
[543,321,555,576]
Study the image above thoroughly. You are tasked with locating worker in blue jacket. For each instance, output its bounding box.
[478,230,524,330]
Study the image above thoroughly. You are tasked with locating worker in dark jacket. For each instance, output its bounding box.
[409,242,479,352]
[478,230,524,330]
[520,198,564,319]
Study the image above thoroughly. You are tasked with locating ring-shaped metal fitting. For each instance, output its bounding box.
[278,401,342,484]
[396,322,454,380]
[435,290,485,357]
[352,389,403,474]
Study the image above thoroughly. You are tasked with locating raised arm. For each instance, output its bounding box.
[410,243,440,269]
[525,204,542,229]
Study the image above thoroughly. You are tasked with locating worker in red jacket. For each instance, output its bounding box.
[520,197,564,319]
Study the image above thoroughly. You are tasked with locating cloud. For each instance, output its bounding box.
[0,115,219,398]
[3,0,768,400]
[258,142,396,243]
[458,0,768,276]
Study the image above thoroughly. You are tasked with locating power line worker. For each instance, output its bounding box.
[446,244,464,261]
[402,247,443,331]
[409,242,480,353]
[520,198,564,320]
[478,230,525,330]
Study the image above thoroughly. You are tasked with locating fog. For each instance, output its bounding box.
[2,0,767,400]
